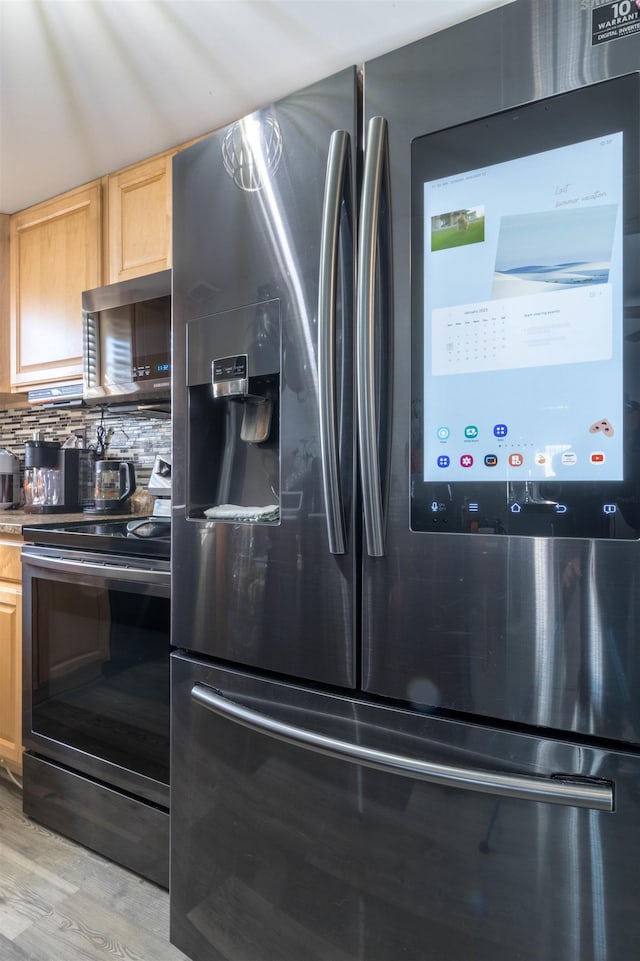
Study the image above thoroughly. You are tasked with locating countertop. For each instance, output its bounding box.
[0,509,141,536]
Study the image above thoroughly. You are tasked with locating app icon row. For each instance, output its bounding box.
[436,451,606,469]
[437,424,508,441]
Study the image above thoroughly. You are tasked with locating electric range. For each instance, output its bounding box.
[22,515,170,560]
[21,512,171,888]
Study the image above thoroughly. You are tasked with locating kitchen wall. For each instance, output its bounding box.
[0,403,171,489]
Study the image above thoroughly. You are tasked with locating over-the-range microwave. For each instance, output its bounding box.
[83,269,172,408]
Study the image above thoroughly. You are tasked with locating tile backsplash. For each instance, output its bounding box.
[0,403,171,489]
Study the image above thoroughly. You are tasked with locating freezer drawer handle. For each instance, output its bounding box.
[191,684,614,812]
[318,128,352,554]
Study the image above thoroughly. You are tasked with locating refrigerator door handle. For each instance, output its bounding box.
[191,684,614,812]
[318,129,352,554]
[357,115,389,557]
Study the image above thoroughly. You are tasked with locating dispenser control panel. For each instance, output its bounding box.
[211,354,248,398]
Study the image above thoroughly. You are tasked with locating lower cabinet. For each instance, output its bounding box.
[0,538,22,774]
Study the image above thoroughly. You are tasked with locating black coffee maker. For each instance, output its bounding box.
[24,435,94,513]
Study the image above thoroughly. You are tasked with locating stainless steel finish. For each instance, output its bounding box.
[171,7,640,960]
[0,447,19,508]
[361,0,640,743]
[23,753,169,890]
[318,128,351,554]
[147,453,172,497]
[172,67,358,688]
[21,544,171,587]
[27,380,84,407]
[239,397,273,444]
[191,682,613,810]
[22,536,171,889]
[0,473,17,508]
[22,541,170,807]
[82,268,171,407]
[210,376,247,399]
[82,268,171,313]
[173,655,640,961]
[357,115,388,558]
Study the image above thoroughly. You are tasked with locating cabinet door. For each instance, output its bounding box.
[10,181,102,390]
[106,152,174,283]
[0,582,22,774]
[0,214,25,402]
[0,214,11,395]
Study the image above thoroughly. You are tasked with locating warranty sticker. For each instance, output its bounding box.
[592,0,640,44]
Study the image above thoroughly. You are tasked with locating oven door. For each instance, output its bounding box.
[22,544,171,807]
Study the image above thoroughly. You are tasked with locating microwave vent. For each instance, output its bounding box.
[27,381,84,407]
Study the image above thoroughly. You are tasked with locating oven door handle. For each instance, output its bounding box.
[22,550,170,586]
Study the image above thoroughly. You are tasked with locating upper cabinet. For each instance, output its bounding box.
[0,214,10,395]
[6,139,198,395]
[9,181,102,391]
[105,149,175,284]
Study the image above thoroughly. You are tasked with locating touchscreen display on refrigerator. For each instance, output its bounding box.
[422,133,623,484]
[410,72,640,538]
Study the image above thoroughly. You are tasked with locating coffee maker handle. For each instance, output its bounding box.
[119,462,136,501]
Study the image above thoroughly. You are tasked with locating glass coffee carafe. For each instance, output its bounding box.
[87,460,136,513]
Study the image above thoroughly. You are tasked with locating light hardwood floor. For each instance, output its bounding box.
[0,771,189,961]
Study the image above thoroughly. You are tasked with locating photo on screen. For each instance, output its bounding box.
[430,205,485,251]
[492,204,618,299]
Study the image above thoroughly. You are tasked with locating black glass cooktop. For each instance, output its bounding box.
[22,516,171,560]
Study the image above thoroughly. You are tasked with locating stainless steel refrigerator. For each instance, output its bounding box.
[170,2,640,958]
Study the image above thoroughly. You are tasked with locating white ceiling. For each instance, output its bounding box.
[0,0,511,214]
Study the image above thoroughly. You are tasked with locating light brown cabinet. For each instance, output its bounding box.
[0,214,10,395]
[1,215,27,405]
[0,537,23,775]
[7,137,200,395]
[105,150,175,283]
[9,180,102,391]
